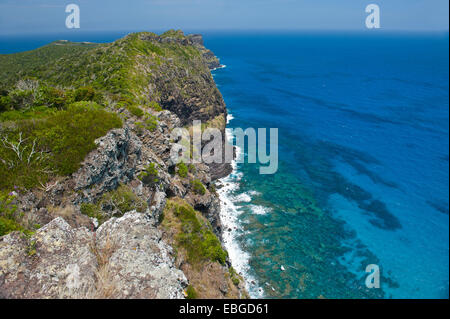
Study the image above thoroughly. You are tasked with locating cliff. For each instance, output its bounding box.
[0,31,246,299]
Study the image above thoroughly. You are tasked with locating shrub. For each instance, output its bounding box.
[190,179,206,195]
[35,86,66,109]
[229,267,240,286]
[144,114,158,131]
[0,96,12,112]
[188,164,196,173]
[164,199,227,265]
[73,86,96,102]
[0,192,27,236]
[139,163,160,187]
[134,121,145,135]
[0,101,122,191]
[80,202,106,224]
[8,89,34,110]
[33,102,123,175]
[0,106,57,122]
[186,285,198,299]
[100,185,147,215]
[177,162,188,178]
[147,101,162,112]
[0,216,23,236]
[127,105,144,117]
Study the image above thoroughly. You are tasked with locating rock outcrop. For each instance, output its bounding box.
[0,213,187,299]
[0,30,246,299]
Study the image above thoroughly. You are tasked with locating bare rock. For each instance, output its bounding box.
[96,212,187,298]
[73,127,142,202]
[0,213,187,299]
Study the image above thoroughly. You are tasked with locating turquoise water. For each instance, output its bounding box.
[1,31,448,299]
[206,32,449,299]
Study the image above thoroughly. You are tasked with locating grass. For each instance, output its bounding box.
[186,285,198,299]
[0,101,122,191]
[190,179,206,195]
[177,162,188,178]
[0,192,34,237]
[127,104,144,118]
[139,163,160,187]
[162,198,227,266]
[80,185,148,225]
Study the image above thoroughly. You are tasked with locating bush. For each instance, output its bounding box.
[177,162,188,178]
[73,86,96,102]
[186,285,198,299]
[0,101,122,191]
[35,86,66,109]
[229,267,240,286]
[190,179,206,195]
[80,203,106,224]
[34,102,123,175]
[144,114,158,131]
[127,105,144,117]
[0,192,27,236]
[0,216,23,236]
[139,163,160,188]
[0,96,12,112]
[147,101,162,112]
[100,185,147,215]
[164,199,227,265]
[8,89,34,110]
[0,106,57,122]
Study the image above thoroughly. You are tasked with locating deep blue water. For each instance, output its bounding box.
[1,31,448,299]
[206,32,449,299]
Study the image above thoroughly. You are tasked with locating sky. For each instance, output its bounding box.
[0,0,448,35]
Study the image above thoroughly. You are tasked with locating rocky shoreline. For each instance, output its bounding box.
[0,31,247,299]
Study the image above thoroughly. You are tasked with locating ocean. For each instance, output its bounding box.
[1,31,449,299]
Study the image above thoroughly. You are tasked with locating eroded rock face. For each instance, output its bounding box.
[96,212,187,298]
[73,128,142,202]
[0,32,247,299]
[0,213,187,299]
[0,217,96,299]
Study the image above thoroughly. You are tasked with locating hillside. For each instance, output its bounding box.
[0,31,246,299]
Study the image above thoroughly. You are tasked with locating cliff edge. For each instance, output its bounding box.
[0,30,246,299]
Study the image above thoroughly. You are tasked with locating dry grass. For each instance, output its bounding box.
[58,235,120,299]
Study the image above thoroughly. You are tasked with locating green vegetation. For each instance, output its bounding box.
[0,105,57,122]
[127,104,144,117]
[185,285,198,299]
[144,114,158,131]
[80,202,106,224]
[0,216,23,237]
[188,163,196,173]
[163,199,227,265]
[177,161,188,178]
[80,185,148,224]
[139,163,160,187]
[229,267,241,286]
[0,192,30,237]
[0,101,122,191]
[0,41,99,88]
[190,179,206,195]
[0,30,206,108]
[147,101,162,112]
[73,86,95,102]
[101,185,147,215]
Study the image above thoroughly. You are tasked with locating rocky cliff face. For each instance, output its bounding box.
[0,31,246,299]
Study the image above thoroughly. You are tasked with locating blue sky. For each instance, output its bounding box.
[0,0,448,35]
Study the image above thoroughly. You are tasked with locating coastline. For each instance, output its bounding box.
[215,109,264,298]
